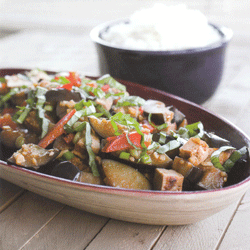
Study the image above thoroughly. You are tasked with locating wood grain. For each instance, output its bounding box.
[0,192,64,250]
[21,206,109,250]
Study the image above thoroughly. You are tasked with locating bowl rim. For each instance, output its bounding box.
[0,68,249,198]
[90,18,233,55]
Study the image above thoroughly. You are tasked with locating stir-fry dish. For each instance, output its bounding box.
[0,69,248,191]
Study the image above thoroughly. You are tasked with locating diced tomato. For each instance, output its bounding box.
[101,84,110,92]
[102,132,151,153]
[0,113,18,130]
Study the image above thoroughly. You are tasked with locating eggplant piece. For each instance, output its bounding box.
[77,171,103,185]
[45,88,82,105]
[142,99,174,125]
[172,156,203,184]
[88,115,127,138]
[51,161,80,180]
[153,168,184,191]
[168,106,186,126]
[109,149,173,169]
[0,126,39,148]
[8,143,60,170]
[196,162,228,190]
[203,132,231,148]
[101,159,151,190]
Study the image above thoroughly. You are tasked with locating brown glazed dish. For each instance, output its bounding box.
[0,68,249,225]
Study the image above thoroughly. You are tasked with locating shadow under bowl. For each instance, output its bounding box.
[90,19,233,104]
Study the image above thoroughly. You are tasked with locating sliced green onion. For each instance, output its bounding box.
[64,109,90,132]
[73,131,82,144]
[223,146,248,172]
[148,113,168,130]
[44,104,53,112]
[73,121,87,132]
[211,146,235,172]
[85,122,99,177]
[61,150,75,161]
[119,152,130,160]
[140,153,152,164]
[16,106,32,124]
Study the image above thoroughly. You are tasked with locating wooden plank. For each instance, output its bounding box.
[218,188,250,250]
[0,178,24,213]
[152,198,242,250]
[0,191,64,250]
[20,206,109,250]
[85,219,165,250]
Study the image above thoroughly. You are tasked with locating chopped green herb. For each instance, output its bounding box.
[85,122,100,176]
[211,146,235,172]
[116,96,145,107]
[97,74,126,92]
[223,146,248,172]
[0,88,19,107]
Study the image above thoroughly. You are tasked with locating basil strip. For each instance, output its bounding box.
[64,110,85,132]
[148,113,168,130]
[156,140,181,154]
[85,122,99,176]
[95,104,111,119]
[211,146,235,172]
[116,96,145,107]
[97,74,126,92]
[223,146,248,172]
[35,86,49,138]
[0,87,19,107]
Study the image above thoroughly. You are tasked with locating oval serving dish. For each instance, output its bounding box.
[0,68,249,225]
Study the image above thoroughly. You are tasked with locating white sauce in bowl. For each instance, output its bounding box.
[101,4,222,51]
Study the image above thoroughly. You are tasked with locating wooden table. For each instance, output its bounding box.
[0,0,250,249]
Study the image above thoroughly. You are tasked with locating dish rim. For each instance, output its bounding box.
[0,67,249,197]
[90,18,234,55]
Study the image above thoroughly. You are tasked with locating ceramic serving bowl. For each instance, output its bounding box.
[0,68,249,226]
[90,19,233,104]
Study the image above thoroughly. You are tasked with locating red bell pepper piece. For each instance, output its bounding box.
[102,132,151,153]
[101,84,110,92]
[65,72,81,87]
[57,83,74,91]
[38,109,76,148]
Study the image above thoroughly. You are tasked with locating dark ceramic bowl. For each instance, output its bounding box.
[90,19,233,104]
